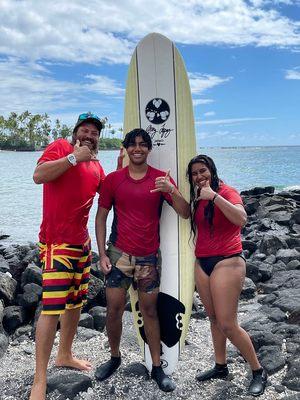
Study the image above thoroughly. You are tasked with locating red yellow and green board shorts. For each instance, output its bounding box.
[39,240,91,315]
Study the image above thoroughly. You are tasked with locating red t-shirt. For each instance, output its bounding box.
[38,139,105,245]
[195,183,243,257]
[99,165,174,256]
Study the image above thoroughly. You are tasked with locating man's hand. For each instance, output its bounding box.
[150,169,175,194]
[73,140,93,162]
[99,254,112,275]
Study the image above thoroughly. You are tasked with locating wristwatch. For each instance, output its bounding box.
[67,153,77,166]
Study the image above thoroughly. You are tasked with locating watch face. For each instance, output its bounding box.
[67,154,77,166]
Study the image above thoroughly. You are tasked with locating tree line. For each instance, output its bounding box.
[0,111,122,151]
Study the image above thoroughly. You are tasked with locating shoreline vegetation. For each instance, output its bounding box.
[0,111,123,151]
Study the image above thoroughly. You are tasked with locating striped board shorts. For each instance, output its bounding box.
[38,239,91,315]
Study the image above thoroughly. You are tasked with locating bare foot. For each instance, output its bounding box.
[29,381,46,400]
[55,356,92,371]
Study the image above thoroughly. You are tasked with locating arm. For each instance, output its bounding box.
[199,180,247,227]
[95,206,112,274]
[33,157,72,184]
[33,140,93,184]
[116,147,124,170]
[150,170,190,219]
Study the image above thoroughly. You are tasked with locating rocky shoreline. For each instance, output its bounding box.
[0,186,300,400]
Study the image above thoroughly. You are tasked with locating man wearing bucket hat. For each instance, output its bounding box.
[30,112,106,400]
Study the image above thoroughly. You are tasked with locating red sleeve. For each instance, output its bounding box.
[98,174,114,210]
[96,163,106,194]
[222,185,243,205]
[37,139,70,164]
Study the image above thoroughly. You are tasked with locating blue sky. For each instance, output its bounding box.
[0,0,299,147]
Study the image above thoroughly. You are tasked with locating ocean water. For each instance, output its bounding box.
[0,146,299,247]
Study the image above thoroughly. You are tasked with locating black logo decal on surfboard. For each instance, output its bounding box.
[145,98,170,125]
[157,292,185,348]
[135,301,148,343]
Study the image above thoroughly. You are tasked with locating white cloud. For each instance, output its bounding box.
[285,68,300,79]
[203,111,216,117]
[0,0,299,66]
[189,73,232,94]
[193,98,214,106]
[197,117,276,125]
[0,57,123,116]
[85,75,125,95]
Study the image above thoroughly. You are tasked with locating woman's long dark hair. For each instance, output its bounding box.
[186,155,220,240]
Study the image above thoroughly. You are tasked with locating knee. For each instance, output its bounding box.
[140,305,157,319]
[217,321,238,337]
[107,304,124,320]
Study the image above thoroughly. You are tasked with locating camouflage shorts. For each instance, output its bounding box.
[105,244,161,292]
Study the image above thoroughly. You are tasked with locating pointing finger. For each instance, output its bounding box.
[164,169,170,182]
[75,139,80,147]
[150,188,161,193]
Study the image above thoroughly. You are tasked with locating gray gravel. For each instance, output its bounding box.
[0,301,298,400]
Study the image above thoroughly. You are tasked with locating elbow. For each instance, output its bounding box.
[33,172,42,184]
[239,214,247,227]
[182,210,190,219]
[180,205,190,219]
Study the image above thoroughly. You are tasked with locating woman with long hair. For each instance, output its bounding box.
[187,155,267,397]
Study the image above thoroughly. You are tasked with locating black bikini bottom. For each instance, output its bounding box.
[197,253,246,277]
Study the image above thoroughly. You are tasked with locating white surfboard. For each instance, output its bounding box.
[123,32,196,374]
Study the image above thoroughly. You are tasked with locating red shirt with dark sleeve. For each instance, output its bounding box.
[38,139,105,245]
[99,165,174,256]
[195,183,244,257]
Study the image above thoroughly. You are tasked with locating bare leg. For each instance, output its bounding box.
[138,289,160,366]
[105,287,127,356]
[55,307,91,370]
[195,262,227,364]
[29,314,59,400]
[211,258,261,370]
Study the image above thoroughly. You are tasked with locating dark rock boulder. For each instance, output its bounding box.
[276,248,300,265]
[0,332,9,358]
[17,283,42,308]
[47,371,92,399]
[3,305,28,334]
[282,356,300,391]
[242,240,257,255]
[241,187,275,196]
[78,313,94,329]
[123,362,149,378]
[0,272,17,305]
[240,277,256,300]
[286,260,300,271]
[88,306,106,331]
[85,274,106,309]
[242,198,260,215]
[290,209,300,225]
[21,264,42,287]
[268,211,292,226]
[259,234,288,255]
[272,289,300,314]
[22,247,41,267]
[246,261,273,283]
[258,345,286,374]
[266,307,287,323]
[287,309,300,325]
[0,255,10,274]
[264,270,300,291]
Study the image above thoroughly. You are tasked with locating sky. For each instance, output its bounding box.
[0,0,299,147]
